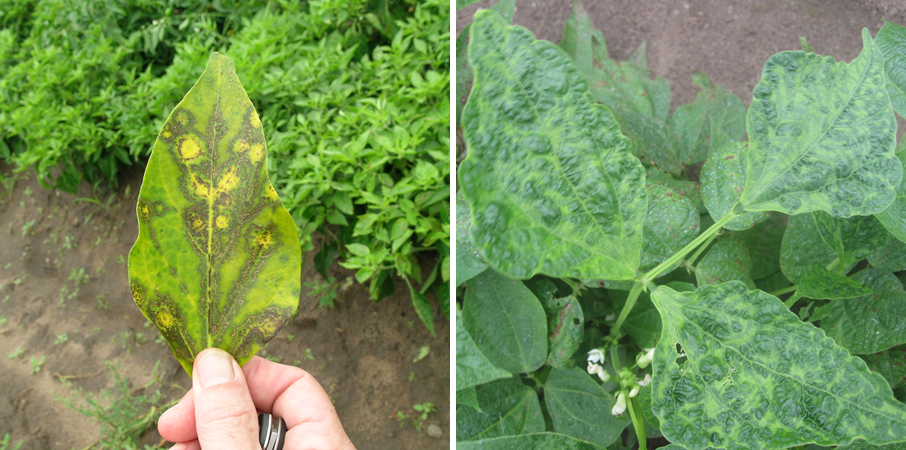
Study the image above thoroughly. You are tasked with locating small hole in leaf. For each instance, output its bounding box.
[573,318,581,326]
[674,343,687,367]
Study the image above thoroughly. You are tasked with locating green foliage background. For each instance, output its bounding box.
[0,0,451,329]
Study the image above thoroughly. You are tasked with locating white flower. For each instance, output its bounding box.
[587,361,601,375]
[629,386,640,398]
[636,348,655,369]
[587,348,606,364]
[597,369,611,382]
[637,374,652,387]
[611,392,627,416]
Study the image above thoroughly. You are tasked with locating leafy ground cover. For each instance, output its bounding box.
[456,1,906,449]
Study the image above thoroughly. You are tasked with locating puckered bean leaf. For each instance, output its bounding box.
[128,53,300,374]
[781,213,839,283]
[876,152,906,243]
[876,21,906,118]
[650,282,906,449]
[695,239,754,288]
[546,296,584,368]
[729,212,786,279]
[457,433,605,449]
[463,269,548,373]
[838,440,906,450]
[701,141,769,230]
[741,29,901,217]
[814,211,888,268]
[817,268,906,354]
[860,345,906,391]
[668,73,747,167]
[641,184,700,274]
[796,265,872,300]
[456,0,517,123]
[869,233,906,272]
[460,10,646,280]
[544,367,630,447]
[456,310,512,391]
[457,380,545,441]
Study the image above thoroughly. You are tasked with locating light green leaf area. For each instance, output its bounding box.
[869,233,906,272]
[456,310,512,391]
[876,21,906,118]
[646,166,705,213]
[547,296,585,368]
[860,345,906,391]
[610,288,661,349]
[780,213,839,283]
[460,10,647,281]
[695,239,754,288]
[796,265,872,300]
[701,142,769,230]
[814,211,888,268]
[876,152,906,243]
[457,433,605,449]
[742,29,901,217]
[729,212,787,279]
[463,269,548,373]
[650,282,906,449]
[456,0,481,10]
[456,192,488,286]
[456,0,517,123]
[817,268,906,354]
[544,367,630,447]
[456,380,545,441]
[128,53,300,375]
[668,73,747,167]
[838,440,906,450]
[457,386,481,411]
[640,184,700,275]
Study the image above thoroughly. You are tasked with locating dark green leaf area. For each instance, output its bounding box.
[456,192,488,286]
[742,29,900,217]
[860,345,906,391]
[457,432,606,449]
[870,235,906,273]
[729,212,787,279]
[755,270,793,295]
[456,380,545,441]
[796,265,872,300]
[457,386,481,411]
[650,282,906,449]
[456,310,511,391]
[460,10,646,281]
[544,367,630,447]
[546,296,585,368]
[817,268,906,354]
[463,270,548,373]
[876,21,906,118]
[781,213,839,283]
[701,142,769,230]
[641,184,700,274]
[576,285,612,322]
[695,239,754,287]
[814,211,888,268]
[638,384,661,431]
[610,289,662,349]
[875,152,906,243]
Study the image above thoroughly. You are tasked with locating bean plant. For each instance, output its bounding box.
[456,4,906,449]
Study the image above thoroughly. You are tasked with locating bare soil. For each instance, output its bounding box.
[0,164,449,450]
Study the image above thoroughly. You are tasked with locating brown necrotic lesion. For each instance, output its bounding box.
[228,305,293,358]
[149,291,195,360]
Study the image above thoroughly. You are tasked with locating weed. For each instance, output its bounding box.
[23,186,31,197]
[0,316,5,326]
[412,403,436,432]
[1,296,8,304]
[0,433,22,450]
[117,254,126,266]
[69,267,90,285]
[29,355,44,374]
[54,333,68,345]
[63,235,75,250]
[303,348,315,361]
[286,333,295,343]
[304,277,338,309]
[19,220,34,237]
[409,371,416,382]
[413,346,430,363]
[97,294,109,310]
[7,346,23,359]
[2,263,10,270]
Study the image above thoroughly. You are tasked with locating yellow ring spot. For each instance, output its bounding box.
[179,135,203,160]
[250,114,261,129]
[157,309,174,329]
[216,215,228,229]
[192,218,205,232]
[234,140,250,153]
[250,144,264,164]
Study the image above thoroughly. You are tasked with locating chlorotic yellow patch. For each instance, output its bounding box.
[192,218,205,232]
[217,167,239,193]
[140,204,150,217]
[266,185,279,201]
[216,215,228,229]
[256,231,274,248]
[250,144,264,164]
[190,173,209,198]
[234,139,250,153]
[179,135,203,160]
[250,113,261,128]
[163,127,172,139]
[157,309,174,329]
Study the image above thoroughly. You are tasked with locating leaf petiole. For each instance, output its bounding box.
[769,284,799,297]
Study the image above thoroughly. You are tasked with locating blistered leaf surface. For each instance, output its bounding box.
[544,367,630,447]
[869,233,906,272]
[456,310,512,391]
[695,239,753,287]
[463,270,548,373]
[876,21,906,117]
[876,153,906,243]
[796,265,872,300]
[818,268,906,354]
[729,212,786,279]
[460,11,646,281]
[650,282,906,449]
[668,74,747,167]
[457,432,605,449]
[128,53,300,374]
[861,345,906,391]
[456,380,545,441]
[641,184,700,274]
[780,213,839,283]
[701,142,769,230]
[814,211,887,268]
[742,30,901,217]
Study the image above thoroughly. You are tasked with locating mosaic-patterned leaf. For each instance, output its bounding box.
[546,296,584,368]
[729,212,786,279]
[668,73,747,167]
[817,268,906,354]
[869,233,906,272]
[795,265,872,300]
[695,239,754,288]
[876,152,906,243]
[544,367,630,447]
[456,310,512,391]
[700,141,769,230]
[780,213,839,283]
[814,211,888,268]
[457,433,606,450]
[460,10,646,280]
[128,53,301,375]
[741,29,901,217]
[876,21,906,118]
[456,380,545,441]
[640,184,700,275]
[650,282,906,448]
[860,345,906,391]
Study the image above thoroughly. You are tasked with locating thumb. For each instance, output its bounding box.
[192,348,260,450]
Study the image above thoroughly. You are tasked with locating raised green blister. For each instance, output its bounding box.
[128,53,301,375]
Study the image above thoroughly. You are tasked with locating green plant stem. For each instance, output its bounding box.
[783,294,801,309]
[769,284,799,297]
[628,395,647,450]
[686,226,720,267]
[611,282,644,338]
[610,344,622,372]
[826,257,841,273]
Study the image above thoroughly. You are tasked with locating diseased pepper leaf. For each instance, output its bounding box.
[701,142,769,230]
[814,211,888,268]
[546,296,584,368]
[860,345,906,391]
[869,233,906,272]
[876,21,906,118]
[741,29,901,217]
[729,212,787,279]
[695,239,754,288]
[128,53,301,375]
[456,310,511,391]
[781,213,839,283]
[817,268,906,354]
[463,269,548,373]
[460,10,646,280]
[456,380,545,441]
[544,367,630,447]
[650,282,906,449]
[875,152,906,243]
[796,265,872,300]
[457,433,606,450]
[640,184,700,275]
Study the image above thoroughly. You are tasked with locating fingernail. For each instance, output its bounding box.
[196,350,235,388]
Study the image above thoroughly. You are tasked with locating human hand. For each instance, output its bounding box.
[158,348,356,450]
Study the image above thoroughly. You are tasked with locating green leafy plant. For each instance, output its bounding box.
[456,5,906,449]
[0,433,22,450]
[128,53,301,375]
[28,355,44,374]
[303,276,338,309]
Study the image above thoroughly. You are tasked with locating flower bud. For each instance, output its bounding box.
[587,348,606,364]
[636,348,655,369]
[611,392,627,416]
